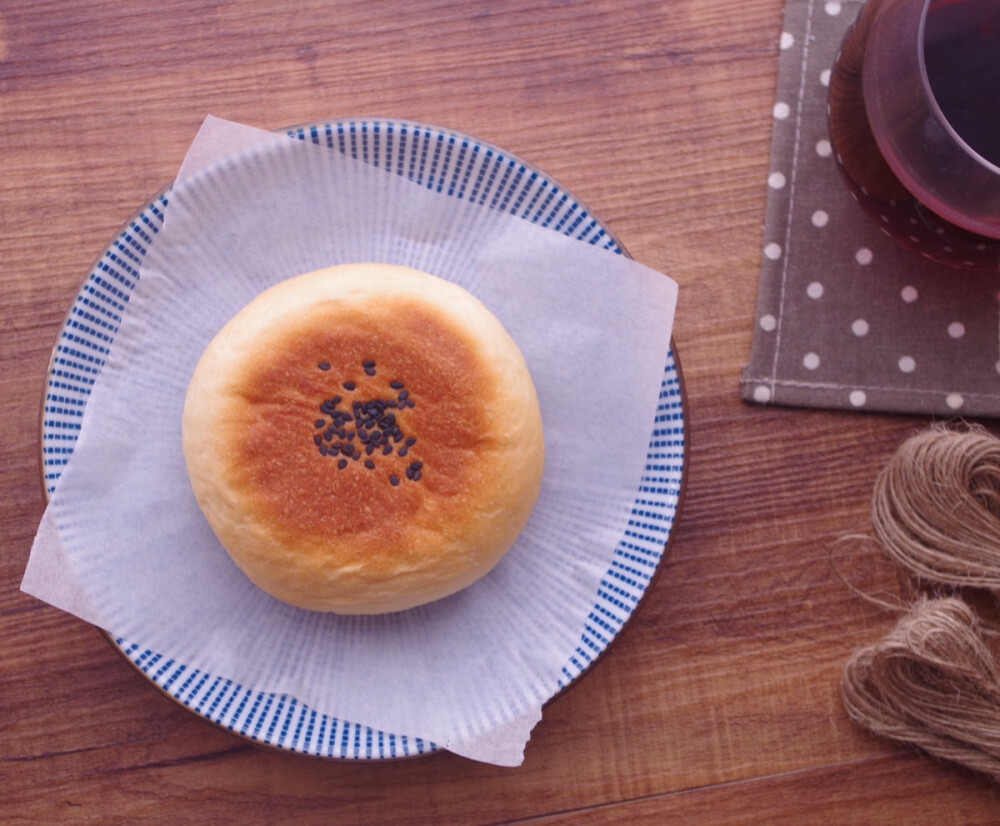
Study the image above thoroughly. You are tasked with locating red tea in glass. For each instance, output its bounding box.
[828,0,1000,270]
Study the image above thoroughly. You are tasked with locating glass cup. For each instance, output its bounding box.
[828,0,1000,270]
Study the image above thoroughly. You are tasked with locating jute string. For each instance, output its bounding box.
[843,597,1000,780]
[871,425,1000,590]
[842,424,1000,783]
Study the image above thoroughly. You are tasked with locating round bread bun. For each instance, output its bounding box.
[182,263,545,614]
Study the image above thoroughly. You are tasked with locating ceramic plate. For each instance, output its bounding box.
[41,119,687,759]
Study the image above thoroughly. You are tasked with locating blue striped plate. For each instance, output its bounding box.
[41,119,687,759]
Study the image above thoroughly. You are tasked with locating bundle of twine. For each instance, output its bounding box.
[871,424,1000,590]
[842,424,1000,782]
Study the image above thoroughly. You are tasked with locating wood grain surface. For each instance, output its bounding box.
[4,0,1000,823]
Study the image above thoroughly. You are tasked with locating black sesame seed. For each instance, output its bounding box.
[318,362,331,371]
[398,447,408,457]
[390,475,400,486]
[390,380,404,389]
[314,435,323,446]
[411,460,423,470]
[319,445,328,456]
[363,360,375,369]
[347,430,356,441]
[314,419,325,428]
[412,470,422,481]
[332,395,341,405]
[398,390,409,401]
[405,467,414,479]
[338,459,348,469]
[406,399,415,408]
[342,444,355,456]
[405,437,416,446]
[365,459,375,469]
[343,381,356,391]
[352,452,361,461]
[364,367,376,376]
[366,443,376,455]
[382,444,393,455]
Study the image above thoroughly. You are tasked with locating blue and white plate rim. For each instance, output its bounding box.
[40,117,688,760]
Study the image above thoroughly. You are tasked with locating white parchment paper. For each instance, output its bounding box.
[23,116,678,766]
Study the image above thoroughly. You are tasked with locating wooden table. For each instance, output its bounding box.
[5,0,1000,822]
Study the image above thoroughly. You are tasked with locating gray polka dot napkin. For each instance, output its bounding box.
[741,0,1000,418]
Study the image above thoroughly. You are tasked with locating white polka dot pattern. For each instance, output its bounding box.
[742,0,1000,417]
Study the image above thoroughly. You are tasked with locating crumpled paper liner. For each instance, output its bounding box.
[23,116,678,766]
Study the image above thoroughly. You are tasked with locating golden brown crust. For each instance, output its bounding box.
[182,263,545,614]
